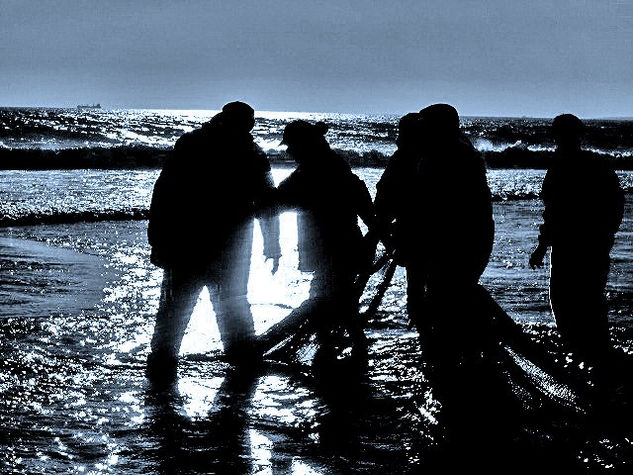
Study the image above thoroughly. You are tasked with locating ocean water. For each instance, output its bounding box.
[1,166,633,473]
[1,108,633,169]
[1,108,633,472]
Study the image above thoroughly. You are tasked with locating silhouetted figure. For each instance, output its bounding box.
[529,114,624,362]
[376,105,503,455]
[374,112,427,319]
[412,103,496,397]
[375,106,494,332]
[416,104,494,302]
[147,101,280,377]
[276,120,374,361]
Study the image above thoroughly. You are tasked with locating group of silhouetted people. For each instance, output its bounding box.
[146,101,624,389]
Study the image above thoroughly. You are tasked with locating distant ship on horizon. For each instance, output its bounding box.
[77,103,101,110]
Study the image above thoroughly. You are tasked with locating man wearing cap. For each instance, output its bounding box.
[275,120,374,360]
[147,101,281,377]
[530,114,624,361]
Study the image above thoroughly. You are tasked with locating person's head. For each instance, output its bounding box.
[418,103,460,146]
[281,120,330,163]
[221,101,255,134]
[396,112,423,150]
[203,110,226,131]
[552,114,584,152]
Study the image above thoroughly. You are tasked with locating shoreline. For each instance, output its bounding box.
[0,234,106,318]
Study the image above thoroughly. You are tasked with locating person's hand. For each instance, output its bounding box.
[267,257,280,275]
[529,245,547,269]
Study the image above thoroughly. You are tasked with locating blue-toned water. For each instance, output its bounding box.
[1,108,632,167]
[1,166,632,473]
[1,108,633,472]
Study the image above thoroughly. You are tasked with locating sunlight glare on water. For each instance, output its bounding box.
[179,168,310,355]
[177,376,225,420]
[179,210,312,355]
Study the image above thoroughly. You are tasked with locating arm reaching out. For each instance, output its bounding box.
[529,244,547,269]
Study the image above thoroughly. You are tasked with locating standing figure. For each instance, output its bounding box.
[147,101,280,377]
[276,120,374,360]
[375,105,499,455]
[374,105,494,337]
[529,114,624,362]
[415,104,494,316]
[374,112,427,321]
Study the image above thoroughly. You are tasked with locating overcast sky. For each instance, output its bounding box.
[1,0,631,117]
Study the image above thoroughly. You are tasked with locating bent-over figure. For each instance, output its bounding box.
[276,120,374,361]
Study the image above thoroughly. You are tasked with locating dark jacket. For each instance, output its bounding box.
[538,150,624,250]
[276,150,374,272]
[375,137,494,283]
[148,124,280,268]
[418,139,494,282]
[374,146,425,263]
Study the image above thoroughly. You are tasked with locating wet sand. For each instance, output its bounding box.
[0,235,105,318]
[1,197,632,473]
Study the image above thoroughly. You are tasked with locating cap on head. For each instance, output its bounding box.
[221,101,255,132]
[552,114,584,139]
[399,112,422,134]
[281,120,329,146]
[399,112,421,133]
[419,103,460,136]
[396,112,422,147]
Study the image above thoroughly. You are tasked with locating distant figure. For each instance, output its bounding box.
[147,101,280,377]
[276,120,374,359]
[529,114,624,361]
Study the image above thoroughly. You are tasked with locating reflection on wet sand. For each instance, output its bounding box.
[1,183,633,472]
[0,236,105,318]
[143,342,424,474]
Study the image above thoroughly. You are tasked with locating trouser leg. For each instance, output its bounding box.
[150,268,204,360]
[422,277,510,446]
[310,263,365,350]
[405,265,428,329]
[550,248,611,359]
[212,283,255,356]
[210,223,256,359]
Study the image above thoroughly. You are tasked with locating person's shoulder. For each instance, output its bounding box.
[174,128,206,152]
[244,140,272,173]
[580,151,619,178]
[455,140,485,172]
[388,149,403,163]
[383,150,408,171]
[329,149,350,166]
[250,141,269,161]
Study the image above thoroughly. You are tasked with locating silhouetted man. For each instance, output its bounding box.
[147,101,280,377]
[374,112,427,321]
[375,106,494,333]
[375,105,500,453]
[417,105,494,299]
[276,120,374,361]
[530,114,624,361]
